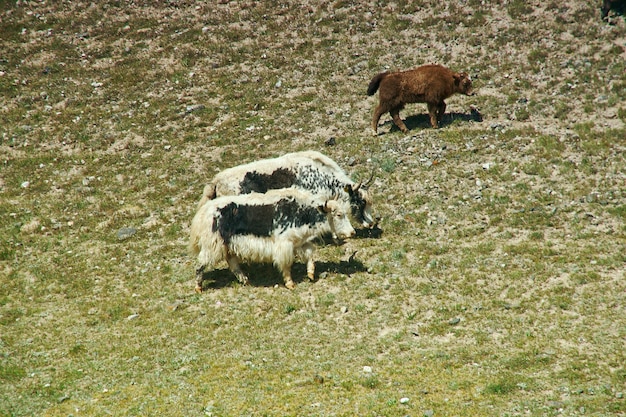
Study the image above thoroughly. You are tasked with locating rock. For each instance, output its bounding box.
[117,227,137,241]
[548,401,565,409]
[448,317,461,325]
[363,366,373,373]
[324,137,336,146]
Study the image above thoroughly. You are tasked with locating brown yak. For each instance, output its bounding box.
[367,64,474,134]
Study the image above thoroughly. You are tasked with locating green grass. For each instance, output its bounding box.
[1,1,626,416]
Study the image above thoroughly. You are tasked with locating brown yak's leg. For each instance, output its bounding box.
[438,101,447,125]
[371,104,387,135]
[390,108,409,133]
[427,102,439,128]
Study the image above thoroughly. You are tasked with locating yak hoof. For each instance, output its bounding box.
[194,284,203,293]
[285,280,296,290]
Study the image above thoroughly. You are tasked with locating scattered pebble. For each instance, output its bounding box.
[117,227,137,241]
[400,397,409,404]
[363,366,373,373]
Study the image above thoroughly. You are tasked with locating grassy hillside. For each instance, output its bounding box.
[1,1,625,416]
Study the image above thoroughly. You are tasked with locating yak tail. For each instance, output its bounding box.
[196,183,217,210]
[367,72,387,96]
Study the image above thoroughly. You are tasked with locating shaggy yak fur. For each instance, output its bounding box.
[198,151,376,229]
[367,64,474,134]
[189,189,355,291]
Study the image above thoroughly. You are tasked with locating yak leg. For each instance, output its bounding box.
[226,254,249,286]
[371,104,388,135]
[274,244,296,289]
[427,102,440,128]
[277,263,295,289]
[301,242,316,281]
[390,107,409,133]
[195,264,206,293]
[437,101,447,125]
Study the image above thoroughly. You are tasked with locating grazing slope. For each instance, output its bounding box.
[0,1,625,416]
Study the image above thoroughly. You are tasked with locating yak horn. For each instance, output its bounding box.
[359,167,376,190]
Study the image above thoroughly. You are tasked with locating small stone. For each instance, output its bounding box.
[400,397,409,404]
[117,227,137,241]
[340,306,348,314]
[189,104,205,113]
[363,366,372,373]
[448,317,461,325]
[548,401,565,409]
[324,137,336,146]
[424,410,434,417]
[21,181,30,188]
[126,313,139,320]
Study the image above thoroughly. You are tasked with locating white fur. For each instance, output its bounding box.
[196,151,375,227]
[189,188,355,290]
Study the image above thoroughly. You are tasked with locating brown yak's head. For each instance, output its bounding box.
[454,72,474,96]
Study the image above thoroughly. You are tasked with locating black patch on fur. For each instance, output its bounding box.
[294,165,344,193]
[349,191,368,224]
[294,165,368,224]
[274,198,324,231]
[214,202,275,244]
[213,198,325,243]
[239,168,297,194]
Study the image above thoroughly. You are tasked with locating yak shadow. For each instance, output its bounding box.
[197,253,368,290]
[318,227,383,245]
[382,109,482,133]
[196,227,381,291]
[355,226,383,239]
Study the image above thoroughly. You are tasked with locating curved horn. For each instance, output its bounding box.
[362,167,376,189]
